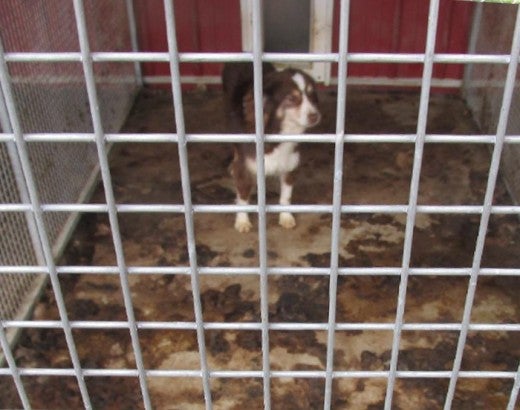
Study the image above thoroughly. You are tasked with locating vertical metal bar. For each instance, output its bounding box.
[239,0,253,52]
[125,0,143,86]
[323,0,350,408]
[251,0,271,408]
[384,1,440,409]
[0,324,31,409]
[71,1,152,409]
[462,2,483,92]
[0,83,11,133]
[162,1,213,408]
[507,362,520,410]
[444,6,520,409]
[0,38,93,410]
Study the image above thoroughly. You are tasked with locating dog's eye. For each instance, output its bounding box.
[286,94,300,105]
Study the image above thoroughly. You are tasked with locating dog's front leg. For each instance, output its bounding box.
[232,162,254,233]
[235,197,252,232]
[279,172,296,229]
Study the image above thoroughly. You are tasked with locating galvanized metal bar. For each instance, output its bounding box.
[162,1,213,408]
[72,1,152,408]
[250,0,272,408]
[0,34,93,410]
[4,52,83,62]
[463,2,484,91]
[2,132,520,145]
[48,266,520,277]
[122,74,465,88]
[0,367,516,379]
[507,363,520,410]
[13,132,520,144]
[0,2,517,405]
[2,264,520,278]
[124,0,143,86]
[1,72,507,89]
[5,51,520,65]
[0,323,31,409]
[34,203,520,215]
[324,0,350,408]
[3,319,520,333]
[3,202,520,216]
[2,265,520,278]
[444,6,520,410]
[384,1,440,408]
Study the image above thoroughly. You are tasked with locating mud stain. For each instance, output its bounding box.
[1,88,519,409]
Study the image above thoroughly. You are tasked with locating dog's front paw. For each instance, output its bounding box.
[279,212,296,229]
[235,213,253,233]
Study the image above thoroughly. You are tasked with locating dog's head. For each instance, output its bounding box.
[243,68,321,133]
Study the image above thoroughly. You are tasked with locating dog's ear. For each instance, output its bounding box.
[242,90,254,131]
[261,72,282,123]
[242,75,279,131]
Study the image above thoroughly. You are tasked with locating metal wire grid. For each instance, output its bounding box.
[0,0,519,409]
[0,0,139,354]
[0,83,44,331]
[1,0,138,243]
[0,2,139,406]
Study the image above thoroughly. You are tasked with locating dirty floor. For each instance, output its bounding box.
[1,87,519,409]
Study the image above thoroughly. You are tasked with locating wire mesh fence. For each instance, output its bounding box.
[0,0,138,377]
[0,0,519,409]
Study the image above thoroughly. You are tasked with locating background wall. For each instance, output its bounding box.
[464,3,520,205]
[135,0,474,82]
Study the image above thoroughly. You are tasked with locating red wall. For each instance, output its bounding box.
[134,0,242,79]
[135,0,474,81]
[337,0,474,79]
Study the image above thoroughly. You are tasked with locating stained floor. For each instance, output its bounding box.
[1,87,519,409]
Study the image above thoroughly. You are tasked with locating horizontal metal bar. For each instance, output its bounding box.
[348,53,512,65]
[2,320,519,332]
[1,265,520,276]
[4,52,83,62]
[0,71,480,89]
[2,203,520,215]
[144,75,465,88]
[433,53,512,64]
[4,51,518,65]
[1,73,464,88]
[3,133,520,145]
[0,367,515,379]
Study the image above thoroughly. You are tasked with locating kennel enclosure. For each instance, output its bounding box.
[1,0,520,409]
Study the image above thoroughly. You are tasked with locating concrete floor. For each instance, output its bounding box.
[1,87,519,409]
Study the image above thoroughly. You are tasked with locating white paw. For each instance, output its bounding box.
[235,213,252,233]
[279,212,296,229]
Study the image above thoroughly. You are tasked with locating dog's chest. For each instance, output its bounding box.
[245,142,300,176]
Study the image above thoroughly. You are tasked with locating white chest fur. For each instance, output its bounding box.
[245,142,300,176]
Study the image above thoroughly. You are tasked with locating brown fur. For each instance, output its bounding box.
[222,62,321,231]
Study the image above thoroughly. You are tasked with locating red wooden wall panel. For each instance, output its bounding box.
[134,0,474,81]
[332,0,474,79]
[344,0,402,78]
[134,0,241,78]
[0,1,474,81]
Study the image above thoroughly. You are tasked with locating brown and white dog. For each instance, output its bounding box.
[222,62,321,232]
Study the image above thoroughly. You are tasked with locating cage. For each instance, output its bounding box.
[0,0,519,409]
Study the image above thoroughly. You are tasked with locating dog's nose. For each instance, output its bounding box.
[308,112,320,125]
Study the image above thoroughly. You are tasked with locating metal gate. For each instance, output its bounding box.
[0,0,519,409]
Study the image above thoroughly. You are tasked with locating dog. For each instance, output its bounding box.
[222,62,321,233]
